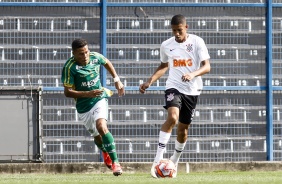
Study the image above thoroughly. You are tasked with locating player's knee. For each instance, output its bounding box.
[96,120,108,135]
[166,115,178,126]
[177,130,188,139]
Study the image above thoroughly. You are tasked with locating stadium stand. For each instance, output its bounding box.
[1,2,282,163]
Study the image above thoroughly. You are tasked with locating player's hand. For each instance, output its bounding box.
[115,81,125,97]
[89,89,104,97]
[139,82,150,94]
[182,73,195,82]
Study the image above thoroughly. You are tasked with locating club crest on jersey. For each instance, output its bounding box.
[76,65,83,70]
[186,44,193,52]
[90,59,98,65]
[167,93,174,101]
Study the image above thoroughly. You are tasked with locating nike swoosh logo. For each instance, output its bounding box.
[170,49,175,51]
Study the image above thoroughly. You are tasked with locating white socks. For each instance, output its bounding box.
[154,131,186,165]
[154,131,171,163]
[170,140,186,165]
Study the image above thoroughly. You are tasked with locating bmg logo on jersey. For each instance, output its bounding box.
[173,59,193,67]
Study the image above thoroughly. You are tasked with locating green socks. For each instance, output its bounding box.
[94,140,107,153]
[102,132,119,163]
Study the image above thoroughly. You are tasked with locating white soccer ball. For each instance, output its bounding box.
[154,159,176,178]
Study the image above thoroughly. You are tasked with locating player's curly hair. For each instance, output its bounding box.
[72,38,88,51]
[171,14,186,25]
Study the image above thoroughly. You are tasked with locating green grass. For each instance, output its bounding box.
[0,171,282,184]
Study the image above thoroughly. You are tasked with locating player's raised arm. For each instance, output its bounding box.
[103,59,125,97]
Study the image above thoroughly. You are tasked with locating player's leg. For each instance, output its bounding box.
[78,109,113,170]
[169,95,198,178]
[151,88,181,178]
[169,122,189,178]
[170,122,189,164]
[96,119,120,164]
[78,98,122,176]
[93,135,112,169]
[151,107,179,178]
[154,107,179,163]
[78,102,114,170]
[94,98,122,176]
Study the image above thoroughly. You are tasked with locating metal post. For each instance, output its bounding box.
[266,0,273,161]
[99,0,107,162]
[101,0,107,87]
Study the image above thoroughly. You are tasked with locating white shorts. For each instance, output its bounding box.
[78,98,108,137]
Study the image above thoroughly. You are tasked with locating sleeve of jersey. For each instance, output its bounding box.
[61,65,74,88]
[197,38,210,62]
[160,43,168,63]
[94,52,107,65]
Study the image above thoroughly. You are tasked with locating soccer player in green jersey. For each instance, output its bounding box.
[61,38,124,176]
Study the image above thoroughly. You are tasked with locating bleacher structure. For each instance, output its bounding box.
[0,1,282,163]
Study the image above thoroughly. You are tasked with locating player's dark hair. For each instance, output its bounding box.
[171,14,186,25]
[72,38,88,50]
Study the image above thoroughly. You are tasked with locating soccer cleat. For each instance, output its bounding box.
[150,162,158,178]
[112,163,123,176]
[169,157,178,178]
[102,152,112,169]
[172,164,177,178]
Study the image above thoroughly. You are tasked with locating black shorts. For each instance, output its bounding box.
[164,88,198,124]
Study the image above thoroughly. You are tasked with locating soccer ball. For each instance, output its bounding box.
[154,159,176,178]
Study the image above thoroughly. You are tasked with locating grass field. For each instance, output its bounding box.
[0,171,282,184]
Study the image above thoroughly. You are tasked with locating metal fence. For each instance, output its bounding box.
[0,0,282,163]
